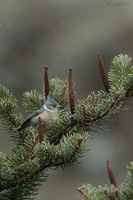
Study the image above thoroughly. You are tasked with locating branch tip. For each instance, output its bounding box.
[106,160,118,187]
[44,65,48,69]
[97,53,110,93]
[68,69,75,115]
[77,186,87,197]
[44,67,50,99]
[78,137,83,146]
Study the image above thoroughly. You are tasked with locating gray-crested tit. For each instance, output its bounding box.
[16,92,61,132]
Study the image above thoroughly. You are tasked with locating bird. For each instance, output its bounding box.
[16,92,61,132]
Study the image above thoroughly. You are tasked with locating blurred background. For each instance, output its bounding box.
[0,0,133,199]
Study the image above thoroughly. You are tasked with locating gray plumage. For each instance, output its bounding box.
[16,93,60,132]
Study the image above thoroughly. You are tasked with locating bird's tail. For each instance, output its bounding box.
[15,124,28,132]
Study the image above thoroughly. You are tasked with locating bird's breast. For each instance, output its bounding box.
[31,110,59,130]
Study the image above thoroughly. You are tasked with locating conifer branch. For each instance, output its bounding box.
[0,53,132,199]
[78,162,133,200]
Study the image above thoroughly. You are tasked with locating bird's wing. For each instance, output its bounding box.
[16,109,44,132]
[20,109,42,127]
